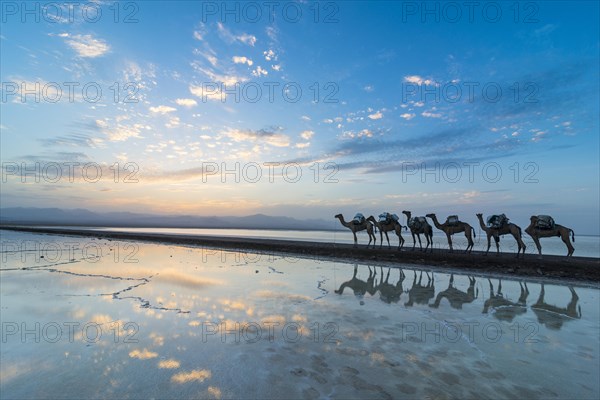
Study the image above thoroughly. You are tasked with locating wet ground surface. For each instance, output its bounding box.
[2,226,599,284]
[1,230,599,399]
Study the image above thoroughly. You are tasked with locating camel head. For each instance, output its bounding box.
[402,210,410,216]
[425,213,435,218]
[334,214,342,219]
[530,215,538,223]
[476,213,483,218]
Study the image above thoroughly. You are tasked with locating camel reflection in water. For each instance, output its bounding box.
[334,264,378,298]
[429,273,478,309]
[376,267,405,304]
[531,284,582,330]
[482,279,529,322]
[404,270,435,307]
[334,265,583,331]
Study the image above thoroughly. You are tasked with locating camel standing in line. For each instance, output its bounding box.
[366,215,406,250]
[402,211,433,252]
[426,213,476,253]
[476,213,526,257]
[525,216,575,256]
[335,214,376,248]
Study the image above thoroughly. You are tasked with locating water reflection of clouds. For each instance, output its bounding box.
[129,349,158,360]
[171,369,212,384]
[2,231,598,399]
[158,359,180,369]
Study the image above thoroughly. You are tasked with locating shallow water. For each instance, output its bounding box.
[29,226,600,258]
[1,230,599,399]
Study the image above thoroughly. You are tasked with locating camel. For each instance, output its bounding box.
[426,213,476,253]
[366,214,406,250]
[376,267,405,304]
[525,216,575,256]
[531,284,581,330]
[482,279,529,322]
[402,211,434,252]
[335,214,376,248]
[476,213,526,257]
[404,270,435,307]
[335,264,378,297]
[429,274,478,309]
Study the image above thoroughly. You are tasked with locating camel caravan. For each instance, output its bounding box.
[335,212,576,257]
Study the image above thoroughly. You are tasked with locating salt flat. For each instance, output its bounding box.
[1,230,599,399]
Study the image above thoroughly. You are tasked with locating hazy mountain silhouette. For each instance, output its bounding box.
[0,207,336,230]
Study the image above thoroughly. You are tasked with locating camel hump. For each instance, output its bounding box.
[487,214,508,228]
[536,215,555,230]
[353,213,365,224]
[446,215,460,226]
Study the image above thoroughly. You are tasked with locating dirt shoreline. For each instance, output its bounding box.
[2,225,599,284]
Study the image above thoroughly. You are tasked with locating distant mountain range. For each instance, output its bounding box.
[0,207,338,231]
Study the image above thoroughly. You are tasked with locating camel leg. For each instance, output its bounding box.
[446,233,453,252]
[384,231,391,249]
[520,239,526,258]
[561,234,575,256]
[352,231,358,248]
[484,233,491,256]
[465,231,474,253]
[398,232,404,250]
[494,235,500,256]
[379,229,384,248]
[532,236,542,256]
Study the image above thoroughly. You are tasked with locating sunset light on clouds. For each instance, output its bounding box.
[1,1,598,233]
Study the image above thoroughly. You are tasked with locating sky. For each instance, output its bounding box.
[1,1,599,234]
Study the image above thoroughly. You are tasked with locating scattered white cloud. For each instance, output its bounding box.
[271,64,282,71]
[252,66,268,77]
[193,48,218,67]
[176,98,197,107]
[63,34,110,58]
[165,117,180,128]
[400,113,415,120]
[96,120,146,142]
[342,129,374,139]
[368,111,383,120]
[300,130,314,140]
[364,85,374,92]
[190,84,223,101]
[149,105,177,114]
[193,65,247,86]
[295,142,310,148]
[404,75,439,86]
[217,23,256,46]
[422,111,442,118]
[301,115,311,121]
[222,127,290,147]
[238,33,257,46]
[232,56,253,66]
[264,49,276,61]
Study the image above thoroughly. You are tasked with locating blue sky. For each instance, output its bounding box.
[1,1,599,233]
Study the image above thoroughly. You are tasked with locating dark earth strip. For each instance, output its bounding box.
[2,225,598,284]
